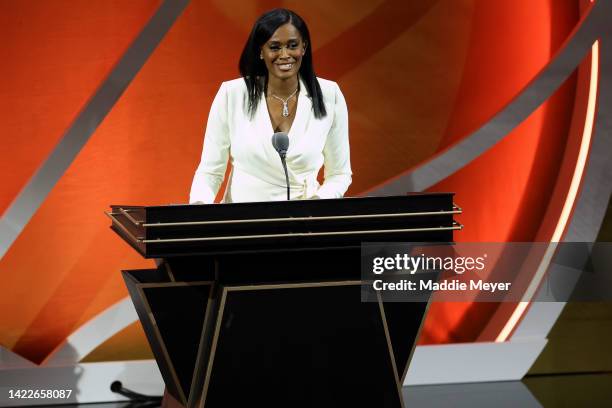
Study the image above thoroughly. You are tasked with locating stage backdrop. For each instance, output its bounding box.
[0,0,602,380]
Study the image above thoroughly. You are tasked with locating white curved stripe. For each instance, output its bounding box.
[496,40,600,343]
[0,345,36,369]
[42,297,138,366]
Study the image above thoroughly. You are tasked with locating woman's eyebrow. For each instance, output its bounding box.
[268,37,300,43]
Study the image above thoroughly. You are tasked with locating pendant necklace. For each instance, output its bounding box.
[271,88,299,117]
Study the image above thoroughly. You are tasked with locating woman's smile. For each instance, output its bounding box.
[276,62,295,71]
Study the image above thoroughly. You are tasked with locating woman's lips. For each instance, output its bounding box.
[276,63,294,71]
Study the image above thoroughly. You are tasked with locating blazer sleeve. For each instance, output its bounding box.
[315,83,353,199]
[189,82,230,204]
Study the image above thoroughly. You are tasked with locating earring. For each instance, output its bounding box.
[260,54,263,59]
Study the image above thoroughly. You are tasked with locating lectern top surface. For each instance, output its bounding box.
[107,193,460,257]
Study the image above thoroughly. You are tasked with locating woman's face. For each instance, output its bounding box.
[260,23,306,82]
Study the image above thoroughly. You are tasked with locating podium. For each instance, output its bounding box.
[108,194,460,408]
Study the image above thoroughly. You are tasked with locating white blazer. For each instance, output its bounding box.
[189,77,352,203]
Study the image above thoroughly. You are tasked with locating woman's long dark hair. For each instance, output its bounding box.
[239,9,327,119]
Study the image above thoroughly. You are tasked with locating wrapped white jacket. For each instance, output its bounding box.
[189,77,352,203]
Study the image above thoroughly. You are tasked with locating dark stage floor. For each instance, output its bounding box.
[31,372,612,408]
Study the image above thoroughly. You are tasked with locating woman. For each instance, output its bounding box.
[189,9,351,204]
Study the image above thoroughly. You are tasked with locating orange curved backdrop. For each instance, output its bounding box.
[0,0,586,363]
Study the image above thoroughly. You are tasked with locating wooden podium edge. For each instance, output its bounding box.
[377,293,406,408]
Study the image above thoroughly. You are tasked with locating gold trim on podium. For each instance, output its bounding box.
[377,291,406,408]
[141,224,462,244]
[400,297,434,384]
[106,210,462,245]
[142,206,462,227]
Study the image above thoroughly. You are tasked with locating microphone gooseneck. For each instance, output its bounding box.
[110,381,161,403]
[271,132,290,200]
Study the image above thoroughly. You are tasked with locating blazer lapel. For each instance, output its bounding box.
[287,78,311,146]
[256,93,287,175]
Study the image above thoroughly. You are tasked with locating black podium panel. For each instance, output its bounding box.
[203,283,401,408]
[123,270,213,405]
[382,301,429,380]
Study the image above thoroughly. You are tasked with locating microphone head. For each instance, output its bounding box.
[271,132,289,157]
[110,381,123,392]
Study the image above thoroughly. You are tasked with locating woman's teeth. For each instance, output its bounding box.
[278,63,293,70]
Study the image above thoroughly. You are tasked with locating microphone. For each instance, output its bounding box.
[271,132,290,200]
[110,381,161,402]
